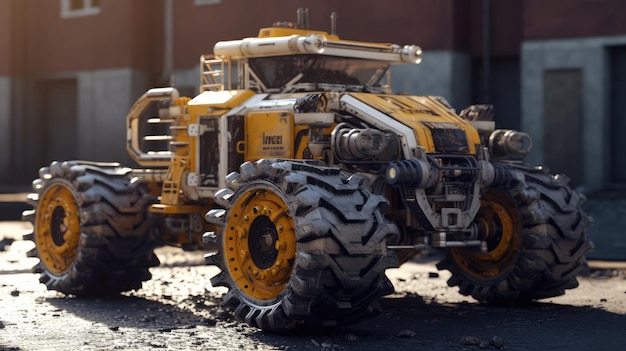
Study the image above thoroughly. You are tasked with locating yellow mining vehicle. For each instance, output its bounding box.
[23,10,591,331]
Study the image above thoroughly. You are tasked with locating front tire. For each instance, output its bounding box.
[205,159,398,331]
[437,162,592,302]
[22,161,160,295]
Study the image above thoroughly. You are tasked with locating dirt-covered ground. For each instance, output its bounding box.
[1,221,625,351]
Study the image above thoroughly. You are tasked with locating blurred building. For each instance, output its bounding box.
[1,0,625,195]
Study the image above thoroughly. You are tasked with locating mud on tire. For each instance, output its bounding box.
[437,162,593,302]
[22,161,160,296]
[205,159,399,331]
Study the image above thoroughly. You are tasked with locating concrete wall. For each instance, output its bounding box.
[14,68,151,179]
[75,68,150,165]
[522,35,626,190]
[391,51,471,112]
[171,66,201,95]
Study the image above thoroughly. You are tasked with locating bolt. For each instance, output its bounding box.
[237,228,247,239]
[275,241,287,251]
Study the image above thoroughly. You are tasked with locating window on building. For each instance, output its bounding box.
[195,0,221,5]
[61,0,101,18]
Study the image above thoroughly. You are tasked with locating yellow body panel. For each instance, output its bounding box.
[245,111,294,160]
[258,27,339,40]
[149,203,208,215]
[187,89,255,112]
[159,90,255,207]
[348,93,481,154]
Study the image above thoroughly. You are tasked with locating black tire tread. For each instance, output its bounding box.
[22,160,160,296]
[206,159,398,331]
[438,162,592,302]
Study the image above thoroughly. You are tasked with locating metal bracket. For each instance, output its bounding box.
[186,172,199,187]
[188,124,200,136]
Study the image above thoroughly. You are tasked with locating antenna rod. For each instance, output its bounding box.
[304,8,310,29]
[297,8,303,29]
[330,12,338,35]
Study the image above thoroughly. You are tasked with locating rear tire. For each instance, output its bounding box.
[205,159,398,331]
[22,161,160,295]
[437,162,592,302]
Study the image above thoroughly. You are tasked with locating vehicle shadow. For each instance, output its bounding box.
[45,292,226,331]
[246,293,626,351]
[42,274,626,351]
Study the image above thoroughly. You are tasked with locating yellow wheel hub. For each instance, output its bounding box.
[224,187,296,300]
[35,181,81,275]
[450,191,521,280]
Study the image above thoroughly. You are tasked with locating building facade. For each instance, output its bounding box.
[1,0,625,196]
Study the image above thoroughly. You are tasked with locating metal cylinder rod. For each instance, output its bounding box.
[297,8,303,29]
[304,8,310,29]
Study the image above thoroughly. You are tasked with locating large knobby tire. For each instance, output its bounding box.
[22,161,160,296]
[437,162,592,302]
[205,159,399,331]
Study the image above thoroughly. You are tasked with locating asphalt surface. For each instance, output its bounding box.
[0,193,29,223]
[1,201,626,351]
[1,221,625,351]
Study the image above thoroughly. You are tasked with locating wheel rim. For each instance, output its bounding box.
[449,191,521,280]
[224,186,296,300]
[35,181,81,275]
